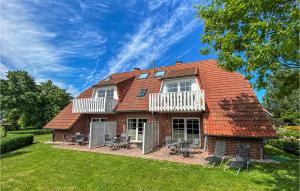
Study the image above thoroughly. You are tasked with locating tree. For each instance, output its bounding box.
[263,68,299,125]
[196,0,299,89]
[38,80,72,125]
[0,71,39,129]
[0,71,72,129]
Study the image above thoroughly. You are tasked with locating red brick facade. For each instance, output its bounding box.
[207,136,264,159]
[53,112,205,146]
[53,112,265,159]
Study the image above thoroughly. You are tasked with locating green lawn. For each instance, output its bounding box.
[1,134,299,191]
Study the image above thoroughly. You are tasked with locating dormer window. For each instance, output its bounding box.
[138,73,149,79]
[161,77,199,93]
[154,70,165,77]
[166,81,191,92]
[180,81,191,92]
[167,82,178,92]
[95,87,115,98]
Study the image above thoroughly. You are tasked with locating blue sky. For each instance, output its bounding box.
[0,0,265,102]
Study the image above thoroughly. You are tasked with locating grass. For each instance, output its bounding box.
[1,134,299,191]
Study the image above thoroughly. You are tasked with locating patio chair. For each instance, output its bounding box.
[106,137,117,149]
[105,135,113,145]
[209,141,226,167]
[180,141,193,158]
[120,136,131,148]
[75,134,84,145]
[190,138,200,150]
[224,144,251,175]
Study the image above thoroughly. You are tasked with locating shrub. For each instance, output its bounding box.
[1,134,34,154]
[286,126,300,131]
[9,129,52,135]
[267,139,300,155]
[277,126,300,139]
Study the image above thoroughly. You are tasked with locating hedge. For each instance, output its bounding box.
[1,134,34,154]
[267,139,300,155]
[10,129,52,135]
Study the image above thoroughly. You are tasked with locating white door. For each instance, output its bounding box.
[172,118,200,142]
[127,118,147,142]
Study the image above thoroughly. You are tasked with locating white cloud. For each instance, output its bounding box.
[0,0,107,96]
[0,1,67,75]
[148,0,170,10]
[105,1,198,75]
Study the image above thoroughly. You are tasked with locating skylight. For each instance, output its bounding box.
[137,88,147,97]
[138,73,149,79]
[154,70,166,77]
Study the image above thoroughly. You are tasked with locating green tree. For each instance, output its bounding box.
[263,68,300,125]
[0,71,72,129]
[0,71,39,129]
[38,80,72,125]
[196,0,299,89]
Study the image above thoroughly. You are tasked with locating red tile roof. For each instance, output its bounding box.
[162,67,198,79]
[198,60,275,137]
[94,76,134,87]
[44,60,276,138]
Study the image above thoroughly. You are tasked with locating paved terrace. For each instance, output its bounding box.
[52,143,210,165]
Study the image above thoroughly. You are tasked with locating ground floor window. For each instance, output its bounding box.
[172,118,200,142]
[127,118,147,142]
[91,118,107,122]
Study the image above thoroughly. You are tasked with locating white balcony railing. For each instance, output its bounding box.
[72,97,118,113]
[149,91,205,112]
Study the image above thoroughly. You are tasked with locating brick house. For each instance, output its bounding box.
[44,60,276,159]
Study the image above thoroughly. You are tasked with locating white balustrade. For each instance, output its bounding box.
[72,97,118,113]
[149,91,205,112]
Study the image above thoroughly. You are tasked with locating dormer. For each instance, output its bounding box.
[149,68,205,112]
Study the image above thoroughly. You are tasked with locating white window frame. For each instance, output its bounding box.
[171,117,201,142]
[161,77,200,93]
[127,118,147,142]
[94,85,118,100]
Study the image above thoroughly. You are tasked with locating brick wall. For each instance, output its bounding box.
[52,113,264,159]
[52,112,205,146]
[207,136,264,159]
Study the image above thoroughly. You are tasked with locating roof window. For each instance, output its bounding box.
[138,73,149,79]
[154,70,166,77]
[137,88,147,97]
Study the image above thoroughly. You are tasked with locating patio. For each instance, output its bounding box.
[53,142,210,165]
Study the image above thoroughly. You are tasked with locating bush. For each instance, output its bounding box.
[9,129,52,135]
[277,126,300,139]
[1,134,34,154]
[267,139,300,155]
[286,126,300,131]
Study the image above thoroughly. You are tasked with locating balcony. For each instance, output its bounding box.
[149,91,205,112]
[72,97,118,113]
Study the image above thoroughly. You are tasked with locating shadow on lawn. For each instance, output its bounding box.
[252,160,299,191]
[1,151,30,159]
